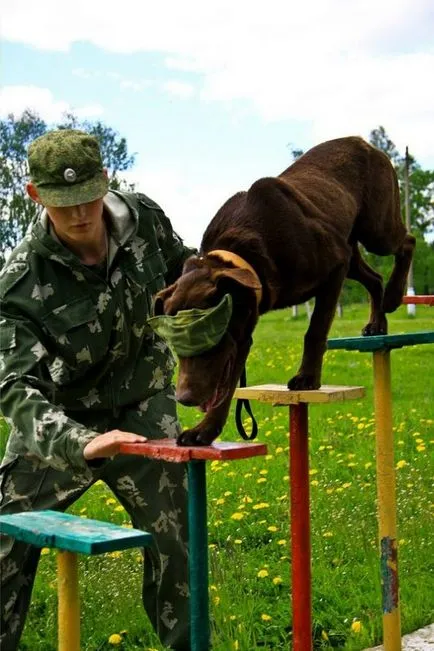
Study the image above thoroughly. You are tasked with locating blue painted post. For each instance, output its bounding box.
[188,460,210,651]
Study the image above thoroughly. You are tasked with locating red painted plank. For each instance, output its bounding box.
[402,295,434,305]
[119,439,267,462]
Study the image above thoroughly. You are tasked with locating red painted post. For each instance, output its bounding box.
[290,403,312,651]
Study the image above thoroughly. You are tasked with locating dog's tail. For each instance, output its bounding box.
[382,233,416,313]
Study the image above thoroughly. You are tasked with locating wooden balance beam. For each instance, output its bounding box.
[327,330,434,651]
[233,384,365,651]
[119,439,268,651]
[402,295,434,305]
[0,510,153,651]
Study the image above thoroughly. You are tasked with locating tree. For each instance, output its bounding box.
[369,126,434,236]
[0,111,46,267]
[0,111,136,268]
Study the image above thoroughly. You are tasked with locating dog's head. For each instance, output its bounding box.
[152,253,262,413]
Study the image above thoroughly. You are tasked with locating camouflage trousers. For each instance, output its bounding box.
[0,405,190,651]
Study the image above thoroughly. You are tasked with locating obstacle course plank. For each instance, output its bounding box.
[120,438,268,461]
[234,384,364,405]
[402,295,434,305]
[328,331,434,352]
[0,510,152,554]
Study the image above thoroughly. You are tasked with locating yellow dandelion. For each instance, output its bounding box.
[323,531,333,538]
[40,548,50,556]
[309,469,318,476]
[257,569,269,578]
[396,460,407,469]
[257,478,267,483]
[231,512,245,521]
[108,633,122,645]
[234,539,243,545]
[351,620,362,633]
[268,526,278,532]
[106,498,117,506]
[416,444,426,452]
[253,502,270,510]
[114,505,124,512]
[224,491,232,497]
[261,613,272,621]
[277,539,287,546]
[272,576,283,585]
[311,480,319,486]
[215,498,225,505]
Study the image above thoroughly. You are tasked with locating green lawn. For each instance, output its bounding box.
[1,303,433,650]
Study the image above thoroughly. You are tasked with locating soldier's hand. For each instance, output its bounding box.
[83,430,147,461]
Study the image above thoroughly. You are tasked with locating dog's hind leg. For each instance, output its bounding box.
[288,263,348,390]
[347,244,387,335]
[382,233,416,313]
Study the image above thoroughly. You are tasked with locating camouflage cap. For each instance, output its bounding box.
[147,294,233,358]
[28,129,109,207]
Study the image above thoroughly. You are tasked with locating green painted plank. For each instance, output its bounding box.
[327,331,434,352]
[0,510,153,555]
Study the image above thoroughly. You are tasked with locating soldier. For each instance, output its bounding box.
[0,129,196,650]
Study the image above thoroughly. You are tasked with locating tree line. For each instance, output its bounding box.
[1,114,433,296]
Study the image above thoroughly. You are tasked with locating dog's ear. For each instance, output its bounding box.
[182,255,204,273]
[153,283,177,315]
[212,267,262,292]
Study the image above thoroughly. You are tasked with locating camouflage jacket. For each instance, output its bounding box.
[0,191,194,472]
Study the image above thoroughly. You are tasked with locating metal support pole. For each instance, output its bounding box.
[404,146,416,317]
[57,550,80,651]
[188,461,210,651]
[290,403,312,651]
[373,351,401,651]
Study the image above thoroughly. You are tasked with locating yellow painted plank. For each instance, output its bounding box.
[233,384,365,405]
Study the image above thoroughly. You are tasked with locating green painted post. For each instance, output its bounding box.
[188,460,210,651]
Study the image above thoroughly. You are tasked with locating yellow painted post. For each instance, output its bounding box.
[57,550,80,651]
[373,350,401,651]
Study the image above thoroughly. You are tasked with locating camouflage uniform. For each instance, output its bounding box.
[0,189,195,650]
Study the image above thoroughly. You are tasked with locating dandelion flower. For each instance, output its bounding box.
[41,548,50,556]
[267,526,278,532]
[257,569,269,578]
[273,576,283,585]
[261,613,272,621]
[351,620,362,633]
[108,633,122,645]
[231,512,245,521]
[396,460,407,469]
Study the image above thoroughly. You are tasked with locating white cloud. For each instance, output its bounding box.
[122,163,236,249]
[0,86,104,122]
[3,0,434,163]
[162,80,195,99]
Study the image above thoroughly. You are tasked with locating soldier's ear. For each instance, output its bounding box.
[26,183,43,205]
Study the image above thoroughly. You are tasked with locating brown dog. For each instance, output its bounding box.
[154,136,415,446]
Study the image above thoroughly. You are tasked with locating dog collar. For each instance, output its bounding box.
[206,249,263,305]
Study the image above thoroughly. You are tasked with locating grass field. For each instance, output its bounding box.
[1,303,433,650]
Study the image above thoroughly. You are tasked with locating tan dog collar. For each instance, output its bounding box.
[207,249,263,306]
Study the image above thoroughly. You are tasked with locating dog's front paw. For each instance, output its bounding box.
[176,427,217,447]
[287,374,320,391]
[362,317,387,336]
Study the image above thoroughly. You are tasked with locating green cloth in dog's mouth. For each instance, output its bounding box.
[147,293,233,357]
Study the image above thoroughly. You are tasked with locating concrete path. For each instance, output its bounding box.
[364,623,434,650]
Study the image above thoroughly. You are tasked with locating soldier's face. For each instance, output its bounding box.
[45,198,105,245]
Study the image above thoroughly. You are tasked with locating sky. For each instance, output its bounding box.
[2,0,434,247]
